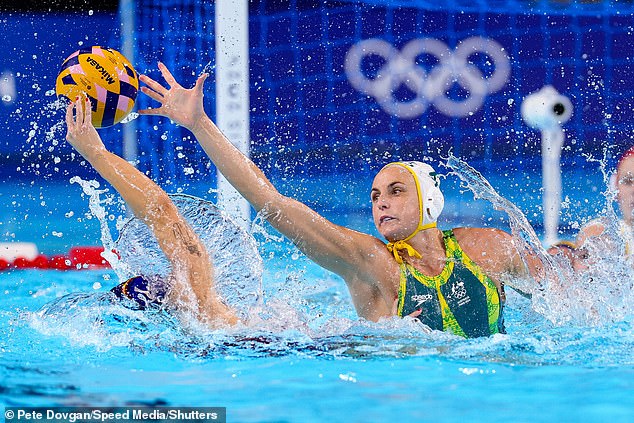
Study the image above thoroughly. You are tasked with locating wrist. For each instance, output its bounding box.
[190,114,214,136]
[79,144,108,163]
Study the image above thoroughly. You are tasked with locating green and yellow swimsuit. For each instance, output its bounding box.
[396,229,505,338]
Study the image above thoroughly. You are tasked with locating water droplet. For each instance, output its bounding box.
[120,112,139,123]
[2,95,12,102]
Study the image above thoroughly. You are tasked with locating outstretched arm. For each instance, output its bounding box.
[138,63,378,281]
[65,98,237,326]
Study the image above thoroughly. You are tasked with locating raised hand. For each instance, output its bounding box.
[138,62,208,132]
[65,97,107,160]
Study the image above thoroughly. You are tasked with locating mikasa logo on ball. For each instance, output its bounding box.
[85,56,116,84]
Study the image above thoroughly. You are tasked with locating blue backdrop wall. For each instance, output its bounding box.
[2,0,634,244]
[132,0,634,182]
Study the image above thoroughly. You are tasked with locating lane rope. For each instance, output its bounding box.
[0,243,112,271]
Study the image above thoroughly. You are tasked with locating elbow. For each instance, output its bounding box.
[143,191,179,223]
[259,192,289,218]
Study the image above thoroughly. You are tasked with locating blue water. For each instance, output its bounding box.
[1,174,633,422]
[2,267,633,422]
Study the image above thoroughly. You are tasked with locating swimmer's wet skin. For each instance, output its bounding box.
[65,97,240,327]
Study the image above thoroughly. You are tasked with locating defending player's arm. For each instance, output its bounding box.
[138,63,380,282]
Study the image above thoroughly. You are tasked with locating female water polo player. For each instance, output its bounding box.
[575,146,634,259]
[64,98,238,327]
[138,63,545,338]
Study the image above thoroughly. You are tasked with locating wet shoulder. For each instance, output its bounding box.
[450,227,512,258]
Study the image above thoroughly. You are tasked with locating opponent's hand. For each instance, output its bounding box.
[391,297,422,318]
[65,97,106,160]
[138,62,208,132]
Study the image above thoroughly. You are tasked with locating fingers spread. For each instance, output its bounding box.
[65,102,74,128]
[76,97,84,127]
[158,61,178,87]
[137,107,161,116]
[140,74,167,97]
[140,86,164,103]
[84,97,92,125]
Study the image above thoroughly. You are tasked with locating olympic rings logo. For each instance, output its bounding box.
[344,37,511,119]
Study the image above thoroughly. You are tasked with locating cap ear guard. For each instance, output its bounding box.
[424,185,445,223]
[382,161,445,226]
[405,161,445,225]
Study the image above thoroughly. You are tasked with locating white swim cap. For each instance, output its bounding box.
[383,161,445,229]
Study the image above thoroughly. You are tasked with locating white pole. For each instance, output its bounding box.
[520,85,572,246]
[542,128,564,246]
[120,0,138,164]
[215,0,251,226]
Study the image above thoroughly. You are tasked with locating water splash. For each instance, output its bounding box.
[444,152,634,327]
[115,194,264,320]
[22,98,69,178]
[29,154,633,358]
[120,111,139,124]
[583,148,621,230]
[444,153,559,292]
[200,61,215,76]
[69,177,122,272]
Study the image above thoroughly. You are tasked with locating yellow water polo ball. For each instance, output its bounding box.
[55,46,139,128]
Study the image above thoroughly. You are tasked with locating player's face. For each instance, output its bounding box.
[617,155,634,224]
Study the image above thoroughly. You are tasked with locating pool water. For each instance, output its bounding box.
[1,173,633,422]
[2,266,633,422]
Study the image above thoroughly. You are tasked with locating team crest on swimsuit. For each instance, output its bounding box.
[448,281,471,306]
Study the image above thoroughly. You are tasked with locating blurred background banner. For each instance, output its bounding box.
[1,0,634,246]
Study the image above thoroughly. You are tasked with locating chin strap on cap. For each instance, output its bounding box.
[386,222,437,264]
